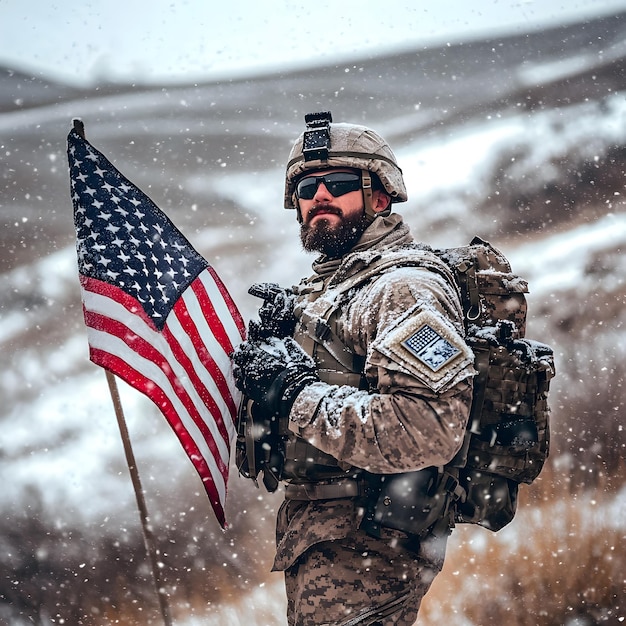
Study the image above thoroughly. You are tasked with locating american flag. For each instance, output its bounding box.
[67,123,245,528]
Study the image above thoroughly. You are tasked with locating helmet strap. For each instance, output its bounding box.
[361,170,392,223]
[362,171,377,224]
[293,193,304,223]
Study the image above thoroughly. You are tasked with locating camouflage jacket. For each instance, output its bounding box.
[273,213,475,571]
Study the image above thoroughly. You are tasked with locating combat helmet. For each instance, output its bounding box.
[284,111,407,222]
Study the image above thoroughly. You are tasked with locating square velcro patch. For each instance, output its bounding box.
[402,323,461,372]
[374,308,474,392]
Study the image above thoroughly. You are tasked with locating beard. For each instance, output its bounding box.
[300,205,369,258]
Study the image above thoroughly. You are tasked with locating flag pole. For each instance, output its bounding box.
[72,118,173,626]
[105,370,174,626]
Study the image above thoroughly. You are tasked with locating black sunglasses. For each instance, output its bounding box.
[296,172,361,200]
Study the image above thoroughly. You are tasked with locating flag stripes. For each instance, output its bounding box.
[80,271,242,526]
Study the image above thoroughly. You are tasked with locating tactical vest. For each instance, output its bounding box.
[278,249,465,538]
[281,278,369,483]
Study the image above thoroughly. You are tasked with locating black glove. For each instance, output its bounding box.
[247,282,297,341]
[232,336,318,418]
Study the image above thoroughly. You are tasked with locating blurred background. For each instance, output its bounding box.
[1,1,625,624]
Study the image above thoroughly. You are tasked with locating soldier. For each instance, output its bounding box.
[232,112,476,625]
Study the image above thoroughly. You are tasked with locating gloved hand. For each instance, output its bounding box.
[232,336,318,418]
[247,282,297,341]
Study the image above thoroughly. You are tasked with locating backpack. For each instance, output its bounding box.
[433,236,554,531]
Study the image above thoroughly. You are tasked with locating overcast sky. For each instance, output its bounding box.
[1,0,625,85]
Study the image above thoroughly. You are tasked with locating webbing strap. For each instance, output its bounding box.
[300,309,366,375]
[468,347,490,434]
[243,398,259,488]
[284,478,368,500]
[361,171,377,224]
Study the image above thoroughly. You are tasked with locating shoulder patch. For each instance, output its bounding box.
[374,309,474,392]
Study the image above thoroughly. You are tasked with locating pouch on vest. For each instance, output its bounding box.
[361,467,455,539]
[235,398,285,492]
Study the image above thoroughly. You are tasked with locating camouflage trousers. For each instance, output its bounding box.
[283,528,447,626]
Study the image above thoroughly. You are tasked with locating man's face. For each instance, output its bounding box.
[297,168,370,258]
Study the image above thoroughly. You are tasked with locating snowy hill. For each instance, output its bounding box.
[0,10,625,625]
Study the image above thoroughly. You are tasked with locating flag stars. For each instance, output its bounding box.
[69,130,210,326]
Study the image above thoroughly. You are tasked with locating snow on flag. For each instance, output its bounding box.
[67,121,245,528]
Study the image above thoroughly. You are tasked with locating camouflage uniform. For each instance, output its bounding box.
[273,213,475,625]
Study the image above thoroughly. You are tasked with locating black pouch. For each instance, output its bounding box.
[361,467,451,538]
[455,469,518,531]
[235,398,284,492]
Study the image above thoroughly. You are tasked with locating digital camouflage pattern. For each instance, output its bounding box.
[280,499,447,625]
[273,213,475,624]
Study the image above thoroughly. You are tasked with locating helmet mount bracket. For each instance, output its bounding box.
[302,111,333,162]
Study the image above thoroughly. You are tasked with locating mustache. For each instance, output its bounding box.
[306,204,342,221]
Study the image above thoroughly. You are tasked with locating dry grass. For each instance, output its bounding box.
[418,464,626,626]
